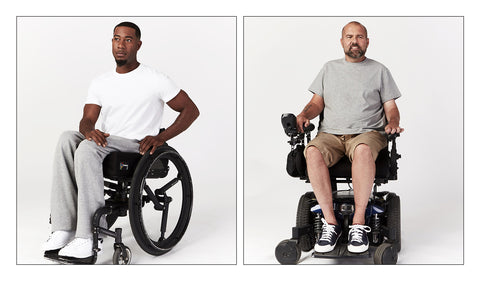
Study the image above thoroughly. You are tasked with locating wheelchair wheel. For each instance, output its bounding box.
[374,243,398,264]
[113,245,132,265]
[275,239,301,265]
[129,145,193,256]
[386,193,401,252]
[295,192,316,251]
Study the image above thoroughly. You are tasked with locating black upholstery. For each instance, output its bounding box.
[103,152,142,180]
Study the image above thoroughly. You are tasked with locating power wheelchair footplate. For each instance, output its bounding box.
[312,243,371,259]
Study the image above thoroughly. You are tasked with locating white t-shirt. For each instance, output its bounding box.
[86,64,180,140]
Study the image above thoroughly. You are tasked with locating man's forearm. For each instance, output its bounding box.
[158,103,199,142]
[298,101,322,120]
[79,118,96,136]
[385,106,400,127]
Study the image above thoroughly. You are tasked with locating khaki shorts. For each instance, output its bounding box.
[305,131,387,167]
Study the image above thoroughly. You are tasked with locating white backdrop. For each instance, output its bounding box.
[244,17,463,264]
[17,16,237,264]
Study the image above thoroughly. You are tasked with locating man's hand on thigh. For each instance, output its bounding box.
[84,129,110,147]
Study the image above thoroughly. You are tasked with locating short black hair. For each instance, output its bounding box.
[114,22,141,39]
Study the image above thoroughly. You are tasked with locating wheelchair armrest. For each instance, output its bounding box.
[386,133,401,181]
[281,113,315,149]
[386,133,400,157]
[281,113,315,136]
[387,133,400,142]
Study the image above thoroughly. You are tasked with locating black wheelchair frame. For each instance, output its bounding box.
[54,142,194,265]
[275,113,402,265]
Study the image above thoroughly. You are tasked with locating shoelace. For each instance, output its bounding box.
[319,218,338,241]
[349,224,371,243]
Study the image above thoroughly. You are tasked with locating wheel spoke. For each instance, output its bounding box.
[144,184,164,210]
[159,196,170,241]
[156,177,180,195]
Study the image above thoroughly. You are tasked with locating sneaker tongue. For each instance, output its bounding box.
[350,227,367,242]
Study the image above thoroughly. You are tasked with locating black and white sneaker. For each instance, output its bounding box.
[314,218,342,253]
[347,224,371,253]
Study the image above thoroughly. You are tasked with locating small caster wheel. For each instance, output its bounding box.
[113,245,132,265]
[374,243,398,264]
[275,239,301,265]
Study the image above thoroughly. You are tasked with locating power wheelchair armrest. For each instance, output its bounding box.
[385,133,401,181]
[281,113,315,148]
[281,113,401,183]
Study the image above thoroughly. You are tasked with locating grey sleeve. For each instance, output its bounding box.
[380,67,402,103]
[308,66,326,97]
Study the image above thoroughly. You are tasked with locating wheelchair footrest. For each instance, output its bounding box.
[55,255,97,265]
[312,243,372,259]
[44,249,97,264]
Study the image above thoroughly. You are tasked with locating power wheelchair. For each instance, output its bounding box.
[275,113,401,265]
[48,139,193,264]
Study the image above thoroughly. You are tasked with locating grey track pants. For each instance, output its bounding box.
[50,131,140,238]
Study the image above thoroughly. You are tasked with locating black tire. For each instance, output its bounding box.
[275,239,301,265]
[295,192,316,251]
[374,243,398,264]
[385,193,401,252]
[129,145,193,256]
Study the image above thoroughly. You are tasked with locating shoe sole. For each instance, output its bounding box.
[314,244,336,253]
[347,244,369,253]
[44,249,61,262]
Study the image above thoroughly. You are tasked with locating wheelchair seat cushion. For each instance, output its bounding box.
[328,148,390,179]
[103,152,142,180]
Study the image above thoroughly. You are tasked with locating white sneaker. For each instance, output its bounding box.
[42,231,74,251]
[58,237,102,258]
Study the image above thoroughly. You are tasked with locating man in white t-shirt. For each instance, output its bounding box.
[296,21,403,254]
[42,22,199,263]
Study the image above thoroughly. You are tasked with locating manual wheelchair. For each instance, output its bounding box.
[275,113,401,265]
[48,140,194,265]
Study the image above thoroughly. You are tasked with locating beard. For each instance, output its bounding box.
[115,59,127,67]
[345,44,366,59]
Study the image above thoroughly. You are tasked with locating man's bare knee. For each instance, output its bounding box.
[306,146,321,160]
[353,144,373,161]
[306,146,328,167]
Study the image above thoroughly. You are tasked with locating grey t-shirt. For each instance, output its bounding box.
[308,58,401,135]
